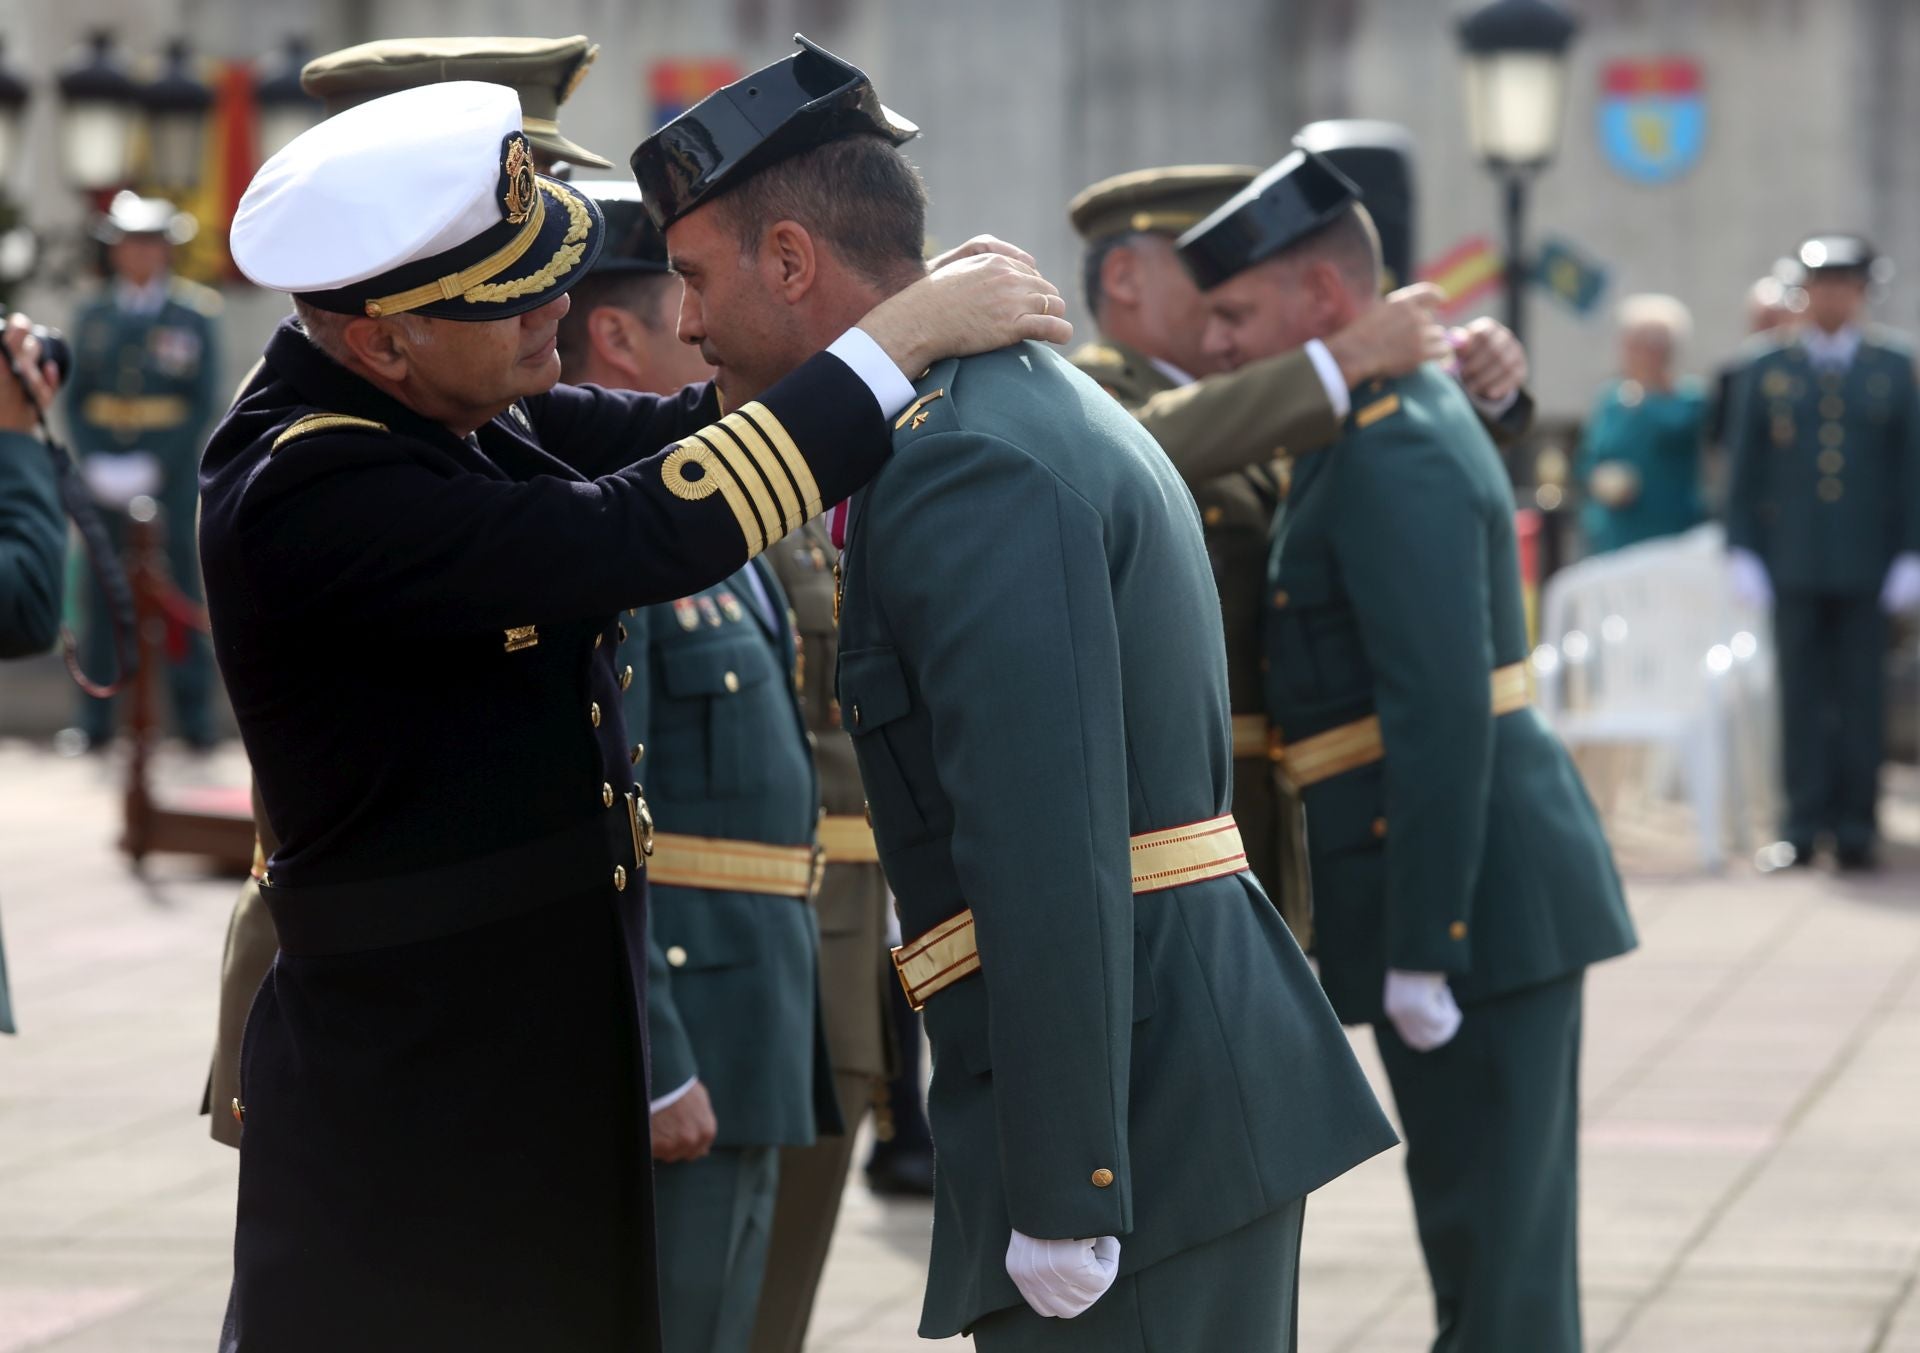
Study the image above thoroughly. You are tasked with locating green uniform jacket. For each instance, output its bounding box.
[624,562,838,1148]
[768,518,889,1081]
[1726,331,1920,595]
[0,431,64,657]
[836,343,1395,1338]
[1265,367,1637,1025]
[66,278,222,516]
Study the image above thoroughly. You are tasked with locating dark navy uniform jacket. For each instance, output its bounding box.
[199,316,890,1353]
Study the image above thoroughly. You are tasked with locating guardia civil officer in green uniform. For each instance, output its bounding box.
[558,177,840,1353]
[202,78,1061,1351]
[0,318,67,1036]
[1727,234,1920,870]
[1178,150,1638,1353]
[1067,145,1532,943]
[201,32,624,1151]
[634,38,1396,1350]
[65,192,219,750]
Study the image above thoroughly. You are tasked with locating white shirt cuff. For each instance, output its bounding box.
[1468,387,1521,421]
[649,1076,698,1115]
[829,327,917,421]
[1303,338,1351,421]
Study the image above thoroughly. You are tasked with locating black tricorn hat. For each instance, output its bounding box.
[629,34,918,232]
[1176,144,1362,291]
[571,179,671,274]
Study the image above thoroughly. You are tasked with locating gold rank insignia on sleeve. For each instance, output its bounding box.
[894,388,946,431]
[1355,392,1401,428]
[503,625,539,653]
[662,403,822,557]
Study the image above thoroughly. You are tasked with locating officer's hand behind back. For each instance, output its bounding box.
[650,1079,718,1162]
[858,251,1072,380]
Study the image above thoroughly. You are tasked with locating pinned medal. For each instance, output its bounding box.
[673,597,700,631]
[698,596,723,627]
[717,591,744,623]
[1763,369,1791,398]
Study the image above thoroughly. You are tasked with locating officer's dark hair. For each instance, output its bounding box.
[1081,232,1144,321]
[554,271,678,369]
[1286,203,1383,297]
[716,134,929,289]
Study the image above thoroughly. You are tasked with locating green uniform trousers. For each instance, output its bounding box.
[78,500,215,746]
[656,1144,780,1353]
[748,1069,871,1353]
[968,1197,1306,1352]
[1375,972,1585,1353]
[1772,593,1886,852]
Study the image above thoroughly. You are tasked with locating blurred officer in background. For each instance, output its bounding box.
[1728,234,1920,870]
[1181,149,1637,1353]
[1576,293,1707,554]
[63,192,219,752]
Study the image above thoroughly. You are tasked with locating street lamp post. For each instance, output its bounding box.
[0,41,29,186]
[140,39,215,195]
[1456,0,1579,349]
[253,37,322,164]
[55,31,146,196]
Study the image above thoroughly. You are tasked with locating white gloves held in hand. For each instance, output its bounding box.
[1880,552,1920,614]
[1383,970,1462,1052]
[1005,1229,1121,1318]
[1728,548,1774,611]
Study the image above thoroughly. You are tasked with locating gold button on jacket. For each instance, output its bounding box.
[1090,1168,1115,1188]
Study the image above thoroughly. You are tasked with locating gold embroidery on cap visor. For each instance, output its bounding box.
[362,180,592,318]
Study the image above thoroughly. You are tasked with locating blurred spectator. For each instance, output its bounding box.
[62,194,221,753]
[1576,294,1707,554]
[1706,267,1802,455]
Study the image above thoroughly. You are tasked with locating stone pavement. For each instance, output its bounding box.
[1,739,1917,1352]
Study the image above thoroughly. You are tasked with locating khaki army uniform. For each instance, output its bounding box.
[749,518,893,1353]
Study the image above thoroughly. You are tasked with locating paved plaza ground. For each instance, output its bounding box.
[2,739,1918,1352]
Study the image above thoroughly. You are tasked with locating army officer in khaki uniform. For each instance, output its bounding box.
[1067,157,1531,940]
[1180,150,1637,1353]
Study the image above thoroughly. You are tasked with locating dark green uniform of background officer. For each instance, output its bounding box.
[624,563,839,1353]
[1067,130,1533,945]
[66,195,219,748]
[1727,234,1920,869]
[1179,153,1637,1353]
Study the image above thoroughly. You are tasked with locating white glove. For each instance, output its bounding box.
[1879,552,1920,614]
[1005,1230,1122,1318]
[1383,970,1463,1053]
[1728,548,1774,610]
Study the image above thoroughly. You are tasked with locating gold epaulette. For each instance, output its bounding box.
[1354,392,1402,429]
[271,413,390,453]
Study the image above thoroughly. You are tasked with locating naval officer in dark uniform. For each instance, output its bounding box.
[633,38,1396,1349]
[1727,234,1920,869]
[1178,150,1638,1352]
[200,79,1070,1352]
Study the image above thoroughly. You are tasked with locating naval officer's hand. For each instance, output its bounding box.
[858,251,1073,380]
[1323,284,1451,389]
[924,233,1038,273]
[1383,970,1462,1053]
[650,1079,718,1162]
[1005,1230,1121,1318]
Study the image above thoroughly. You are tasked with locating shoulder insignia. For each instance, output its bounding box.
[271,413,390,453]
[895,388,946,432]
[1354,392,1401,429]
[1072,342,1126,372]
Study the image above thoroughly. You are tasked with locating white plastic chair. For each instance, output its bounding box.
[1535,524,1775,871]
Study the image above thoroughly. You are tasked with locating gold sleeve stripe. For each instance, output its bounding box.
[684,431,765,555]
[660,443,723,500]
[272,413,389,452]
[711,415,803,539]
[736,402,821,524]
[692,427,780,551]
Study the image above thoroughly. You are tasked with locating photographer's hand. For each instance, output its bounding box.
[1,315,62,434]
